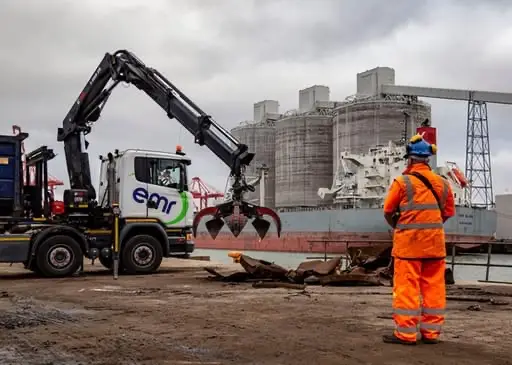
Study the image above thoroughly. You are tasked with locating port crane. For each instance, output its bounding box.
[189,176,225,210]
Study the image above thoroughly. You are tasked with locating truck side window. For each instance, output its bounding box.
[156,159,180,189]
[133,157,187,191]
[134,157,150,183]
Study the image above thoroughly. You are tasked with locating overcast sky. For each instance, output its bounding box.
[1,0,511,203]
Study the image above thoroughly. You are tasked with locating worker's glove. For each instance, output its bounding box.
[391,212,400,228]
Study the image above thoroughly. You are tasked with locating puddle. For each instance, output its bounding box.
[89,286,162,296]
[176,344,211,356]
[89,285,125,292]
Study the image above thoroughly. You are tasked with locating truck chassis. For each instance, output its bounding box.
[0,217,193,277]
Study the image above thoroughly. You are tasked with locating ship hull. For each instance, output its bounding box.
[194,206,496,254]
[195,231,489,254]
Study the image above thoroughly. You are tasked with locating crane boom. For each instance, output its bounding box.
[57,50,281,240]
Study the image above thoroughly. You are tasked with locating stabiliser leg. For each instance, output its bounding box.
[112,203,121,280]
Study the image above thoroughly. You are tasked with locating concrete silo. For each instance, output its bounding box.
[333,99,432,154]
[275,86,334,208]
[230,100,279,208]
[332,67,432,177]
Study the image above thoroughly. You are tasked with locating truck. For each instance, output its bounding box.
[0,50,282,278]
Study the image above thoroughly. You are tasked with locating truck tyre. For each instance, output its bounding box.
[121,234,163,274]
[36,235,82,278]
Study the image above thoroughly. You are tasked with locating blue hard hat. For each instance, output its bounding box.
[405,134,437,158]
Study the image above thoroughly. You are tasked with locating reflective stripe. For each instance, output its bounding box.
[402,175,414,210]
[395,325,418,334]
[420,323,442,331]
[395,222,444,230]
[440,179,449,208]
[399,203,439,212]
[398,175,448,212]
[422,307,445,315]
[394,307,421,316]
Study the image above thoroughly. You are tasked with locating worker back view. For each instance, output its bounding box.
[382,133,455,345]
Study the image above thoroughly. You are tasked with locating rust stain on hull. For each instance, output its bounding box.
[194,231,489,254]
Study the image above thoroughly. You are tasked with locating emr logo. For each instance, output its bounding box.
[132,187,177,214]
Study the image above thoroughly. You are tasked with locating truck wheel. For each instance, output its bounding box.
[121,234,163,274]
[36,235,82,277]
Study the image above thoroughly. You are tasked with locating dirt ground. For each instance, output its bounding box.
[1,259,512,365]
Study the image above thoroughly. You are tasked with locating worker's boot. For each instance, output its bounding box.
[421,337,440,344]
[382,334,417,345]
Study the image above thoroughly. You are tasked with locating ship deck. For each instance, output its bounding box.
[0,259,510,364]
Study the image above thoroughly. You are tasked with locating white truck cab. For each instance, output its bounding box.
[98,148,194,229]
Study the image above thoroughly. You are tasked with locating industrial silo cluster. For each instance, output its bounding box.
[230,67,432,210]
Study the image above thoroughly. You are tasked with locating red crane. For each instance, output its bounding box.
[189,177,224,210]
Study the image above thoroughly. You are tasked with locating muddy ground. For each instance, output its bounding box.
[0,259,512,365]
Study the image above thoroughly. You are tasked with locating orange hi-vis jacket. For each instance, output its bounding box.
[383,163,456,259]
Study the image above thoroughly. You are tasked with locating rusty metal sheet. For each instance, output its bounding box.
[295,257,341,276]
[206,252,396,287]
[239,255,290,280]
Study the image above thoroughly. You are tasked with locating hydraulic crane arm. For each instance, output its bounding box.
[57,50,253,200]
[57,50,281,240]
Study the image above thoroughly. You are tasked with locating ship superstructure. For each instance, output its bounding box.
[318,139,469,209]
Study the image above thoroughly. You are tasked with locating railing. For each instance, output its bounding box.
[306,239,512,284]
[447,242,512,285]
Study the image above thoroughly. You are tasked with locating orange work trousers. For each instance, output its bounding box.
[392,258,446,342]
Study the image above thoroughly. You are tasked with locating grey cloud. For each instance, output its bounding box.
[1,0,428,94]
[0,0,233,101]
[208,0,429,64]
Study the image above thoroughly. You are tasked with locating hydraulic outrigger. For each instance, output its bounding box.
[57,50,282,240]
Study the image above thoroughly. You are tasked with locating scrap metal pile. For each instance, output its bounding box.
[205,244,455,288]
[205,245,396,288]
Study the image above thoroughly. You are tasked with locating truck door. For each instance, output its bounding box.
[145,157,188,227]
[130,154,150,218]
